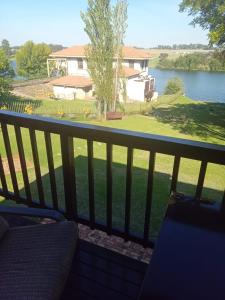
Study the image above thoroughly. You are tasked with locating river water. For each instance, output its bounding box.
[150,68,225,103]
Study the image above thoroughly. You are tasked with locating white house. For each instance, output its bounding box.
[48,45,157,102]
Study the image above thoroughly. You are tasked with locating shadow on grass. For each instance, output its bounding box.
[18,155,223,239]
[152,102,225,142]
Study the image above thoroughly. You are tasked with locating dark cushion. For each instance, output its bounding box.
[0,221,78,300]
[0,216,9,240]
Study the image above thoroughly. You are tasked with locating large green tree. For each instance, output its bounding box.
[113,0,128,110]
[1,39,11,57]
[0,49,14,99]
[179,0,225,47]
[81,0,115,116]
[16,41,51,78]
[81,0,128,116]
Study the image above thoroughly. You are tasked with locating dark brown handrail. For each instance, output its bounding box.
[0,110,225,247]
[0,111,224,165]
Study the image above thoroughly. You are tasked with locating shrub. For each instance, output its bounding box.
[164,77,184,95]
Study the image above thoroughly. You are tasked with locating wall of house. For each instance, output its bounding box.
[121,60,149,74]
[126,77,146,102]
[53,85,92,100]
[67,59,89,77]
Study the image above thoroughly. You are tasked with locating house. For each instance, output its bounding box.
[47,45,158,102]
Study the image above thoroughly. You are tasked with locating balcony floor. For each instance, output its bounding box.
[62,239,147,300]
[3,214,147,300]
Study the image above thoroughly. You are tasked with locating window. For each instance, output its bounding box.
[78,58,83,69]
[129,60,134,69]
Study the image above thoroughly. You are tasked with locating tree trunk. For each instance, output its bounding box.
[104,101,107,120]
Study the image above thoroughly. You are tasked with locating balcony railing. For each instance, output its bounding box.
[0,110,225,247]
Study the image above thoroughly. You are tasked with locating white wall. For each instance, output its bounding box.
[126,78,145,102]
[67,59,89,77]
[121,60,149,73]
[53,85,90,100]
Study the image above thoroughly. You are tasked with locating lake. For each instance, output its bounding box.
[11,59,225,103]
[149,68,225,103]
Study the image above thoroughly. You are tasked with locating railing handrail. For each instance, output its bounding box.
[0,110,225,247]
[0,110,225,165]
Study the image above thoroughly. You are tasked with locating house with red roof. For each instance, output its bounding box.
[48,45,157,102]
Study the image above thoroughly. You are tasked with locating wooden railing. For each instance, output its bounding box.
[0,110,225,247]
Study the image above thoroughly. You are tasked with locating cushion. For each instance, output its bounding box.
[0,221,78,300]
[0,216,9,240]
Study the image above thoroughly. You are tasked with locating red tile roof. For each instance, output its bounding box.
[121,67,141,78]
[50,45,151,60]
[50,67,141,88]
[51,76,92,88]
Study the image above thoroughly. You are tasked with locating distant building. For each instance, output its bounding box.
[48,45,157,102]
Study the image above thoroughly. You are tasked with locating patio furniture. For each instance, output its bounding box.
[139,196,225,300]
[0,205,78,300]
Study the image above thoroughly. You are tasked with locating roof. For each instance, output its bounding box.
[50,67,140,88]
[51,76,92,88]
[121,67,141,78]
[50,45,151,60]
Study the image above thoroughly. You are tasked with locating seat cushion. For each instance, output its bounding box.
[0,221,78,300]
[0,216,9,240]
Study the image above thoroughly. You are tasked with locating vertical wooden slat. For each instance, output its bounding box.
[1,123,19,199]
[106,143,113,234]
[14,126,32,204]
[60,135,77,219]
[195,161,208,201]
[124,147,133,239]
[221,190,225,213]
[29,129,45,207]
[143,152,156,246]
[87,140,95,228]
[170,156,181,194]
[44,132,58,210]
[0,154,8,196]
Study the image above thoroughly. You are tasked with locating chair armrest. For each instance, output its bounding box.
[0,205,66,222]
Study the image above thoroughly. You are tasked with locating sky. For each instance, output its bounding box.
[0,0,209,48]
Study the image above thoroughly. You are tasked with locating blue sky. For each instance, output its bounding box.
[0,0,208,47]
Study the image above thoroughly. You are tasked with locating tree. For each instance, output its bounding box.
[1,39,11,57]
[179,0,225,47]
[16,41,51,78]
[0,49,14,99]
[81,0,128,116]
[164,78,184,95]
[113,0,128,111]
[81,0,115,117]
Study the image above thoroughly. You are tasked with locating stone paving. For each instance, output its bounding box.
[78,223,153,263]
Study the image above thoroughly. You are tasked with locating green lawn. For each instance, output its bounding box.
[0,95,225,239]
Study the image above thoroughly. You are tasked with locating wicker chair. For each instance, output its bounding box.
[0,205,78,300]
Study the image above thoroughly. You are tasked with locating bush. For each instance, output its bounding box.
[164,77,184,95]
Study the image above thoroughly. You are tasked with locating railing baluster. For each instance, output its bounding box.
[1,123,19,199]
[0,154,8,196]
[87,140,95,228]
[106,143,113,234]
[14,126,32,205]
[221,190,225,213]
[124,147,133,239]
[44,132,58,210]
[29,129,45,207]
[195,161,208,201]
[170,156,181,194]
[60,135,77,219]
[143,152,156,246]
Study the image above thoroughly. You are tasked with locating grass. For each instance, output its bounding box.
[0,95,225,239]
